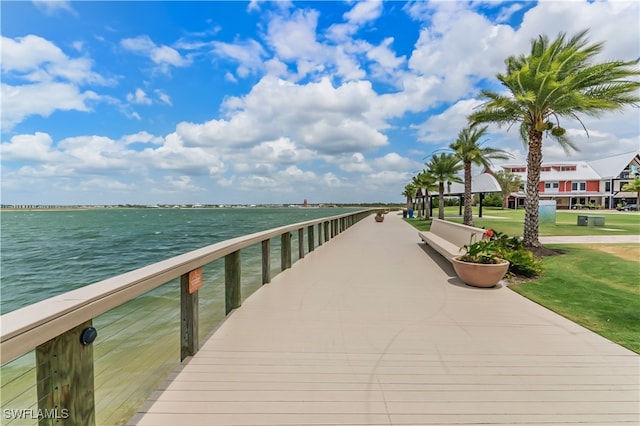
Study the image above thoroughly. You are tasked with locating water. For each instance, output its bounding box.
[0,207,357,314]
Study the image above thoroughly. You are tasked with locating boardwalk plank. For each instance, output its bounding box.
[129,213,639,425]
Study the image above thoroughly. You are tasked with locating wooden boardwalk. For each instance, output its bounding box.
[129,213,639,425]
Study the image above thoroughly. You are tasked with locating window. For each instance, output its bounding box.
[544,182,559,191]
[571,182,586,192]
[605,181,611,192]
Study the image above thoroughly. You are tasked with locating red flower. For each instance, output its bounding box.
[484,229,494,238]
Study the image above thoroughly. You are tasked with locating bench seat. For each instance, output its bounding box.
[418,231,461,261]
[418,219,488,263]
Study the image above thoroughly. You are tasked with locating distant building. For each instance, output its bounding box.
[501,150,640,209]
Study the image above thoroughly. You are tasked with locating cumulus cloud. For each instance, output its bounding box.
[127,88,152,105]
[120,35,191,73]
[178,76,388,154]
[0,35,109,129]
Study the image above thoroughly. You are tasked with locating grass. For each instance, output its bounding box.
[405,206,640,236]
[404,207,640,353]
[510,244,640,354]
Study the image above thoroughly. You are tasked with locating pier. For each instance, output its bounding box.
[130,213,638,425]
[1,211,638,425]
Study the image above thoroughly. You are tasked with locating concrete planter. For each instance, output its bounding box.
[452,257,509,288]
[374,215,384,222]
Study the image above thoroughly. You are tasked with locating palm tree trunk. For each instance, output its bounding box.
[463,162,473,226]
[524,129,543,247]
[438,183,445,220]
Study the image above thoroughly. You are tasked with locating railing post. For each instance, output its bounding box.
[281,232,291,270]
[298,228,304,259]
[307,225,315,252]
[180,271,199,361]
[261,239,271,284]
[36,320,96,426]
[324,221,330,242]
[317,223,323,246]
[225,250,241,314]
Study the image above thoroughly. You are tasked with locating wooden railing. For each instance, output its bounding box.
[0,209,374,425]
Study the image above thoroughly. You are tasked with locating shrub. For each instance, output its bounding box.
[482,229,542,277]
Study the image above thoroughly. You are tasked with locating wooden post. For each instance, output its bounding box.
[180,272,199,361]
[261,239,271,284]
[307,225,315,252]
[225,250,241,314]
[298,228,304,259]
[36,320,95,426]
[324,222,330,242]
[281,232,291,270]
[317,223,323,246]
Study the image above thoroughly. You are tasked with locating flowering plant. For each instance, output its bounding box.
[457,229,507,264]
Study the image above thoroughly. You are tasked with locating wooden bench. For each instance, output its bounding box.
[418,219,488,262]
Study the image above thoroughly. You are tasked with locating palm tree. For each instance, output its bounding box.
[450,125,511,226]
[425,153,462,220]
[493,170,523,209]
[469,30,640,247]
[402,183,416,211]
[622,178,640,206]
[412,171,437,219]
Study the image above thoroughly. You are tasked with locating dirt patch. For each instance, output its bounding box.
[580,244,640,262]
[531,245,565,257]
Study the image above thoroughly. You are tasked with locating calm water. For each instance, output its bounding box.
[0,207,357,314]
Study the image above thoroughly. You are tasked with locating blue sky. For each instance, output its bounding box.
[1,0,639,205]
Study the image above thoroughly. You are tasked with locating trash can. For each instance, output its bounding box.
[402,209,407,218]
[408,208,414,218]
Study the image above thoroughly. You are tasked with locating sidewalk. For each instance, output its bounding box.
[540,235,640,244]
[130,212,639,425]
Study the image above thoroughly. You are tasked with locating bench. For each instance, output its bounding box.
[418,219,488,262]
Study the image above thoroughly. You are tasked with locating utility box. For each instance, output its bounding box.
[577,215,605,226]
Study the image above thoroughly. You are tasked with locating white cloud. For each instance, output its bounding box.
[32,0,76,15]
[127,88,152,105]
[1,82,100,129]
[343,0,383,25]
[212,39,267,78]
[1,132,59,162]
[178,76,387,154]
[154,89,172,105]
[120,35,191,73]
[1,35,108,85]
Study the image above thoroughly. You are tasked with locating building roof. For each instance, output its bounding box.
[446,173,501,195]
[588,150,640,179]
[500,150,640,181]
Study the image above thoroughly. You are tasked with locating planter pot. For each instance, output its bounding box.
[374,215,384,222]
[451,257,509,288]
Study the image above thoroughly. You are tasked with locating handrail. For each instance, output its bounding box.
[0,209,374,364]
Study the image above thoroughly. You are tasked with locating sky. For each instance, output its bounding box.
[1,0,639,206]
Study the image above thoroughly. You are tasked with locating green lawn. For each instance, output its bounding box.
[510,244,640,354]
[404,208,640,353]
[405,206,640,236]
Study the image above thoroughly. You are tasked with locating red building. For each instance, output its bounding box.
[502,150,639,209]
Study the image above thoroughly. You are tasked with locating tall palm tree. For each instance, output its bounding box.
[622,178,640,206]
[450,125,511,226]
[402,183,416,211]
[469,30,640,247]
[412,171,437,219]
[425,153,462,220]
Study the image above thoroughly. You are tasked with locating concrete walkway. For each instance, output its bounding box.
[130,213,639,425]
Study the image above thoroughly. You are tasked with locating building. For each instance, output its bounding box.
[502,150,640,209]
